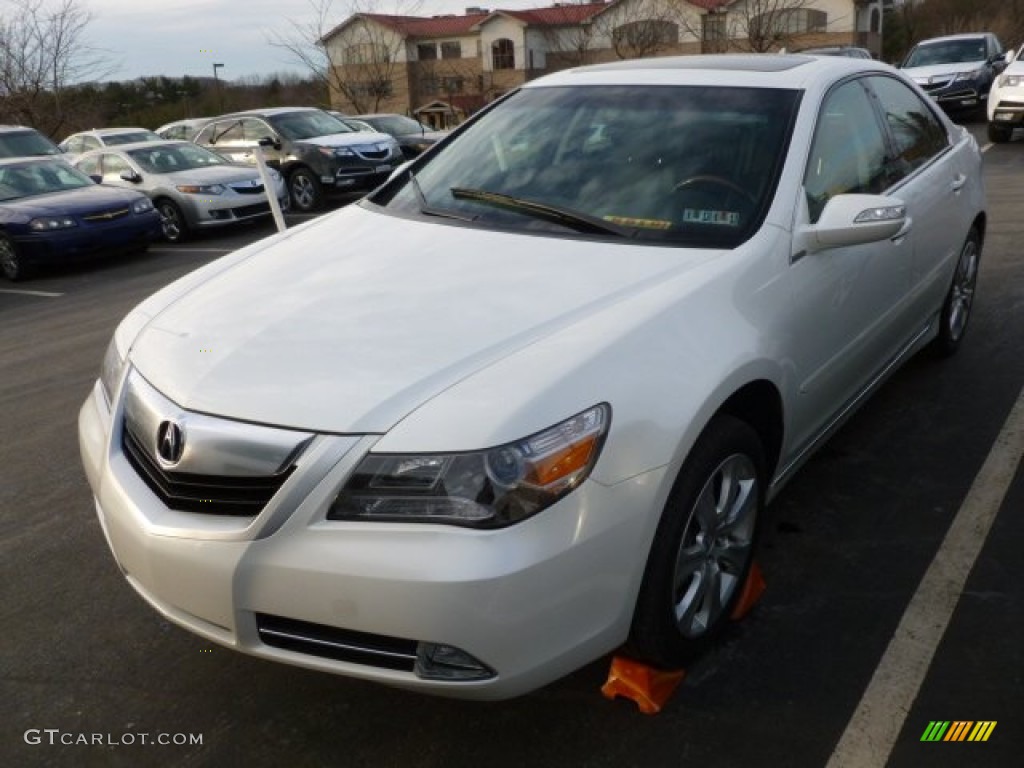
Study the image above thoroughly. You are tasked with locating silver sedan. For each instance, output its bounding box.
[75,140,288,242]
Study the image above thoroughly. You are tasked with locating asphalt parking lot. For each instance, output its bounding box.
[2,123,1023,768]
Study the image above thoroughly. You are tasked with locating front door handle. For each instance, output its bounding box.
[951,174,967,192]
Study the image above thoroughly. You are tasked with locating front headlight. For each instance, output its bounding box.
[329,403,610,528]
[318,146,354,157]
[176,184,225,195]
[29,216,76,231]
[954,68,985,82]
[132,198,154,214]
[998,74,1022,88]
[99,335,126,405]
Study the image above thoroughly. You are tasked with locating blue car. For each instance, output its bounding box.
[0,157,162,281]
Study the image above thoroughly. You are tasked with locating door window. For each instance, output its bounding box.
[804,79,889,222]
[868,76,949,183]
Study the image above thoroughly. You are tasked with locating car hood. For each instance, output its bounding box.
[902,61,987,81]
[2,184,144,218]
[157,165,264,186]
[129,205,717,434]
[298,132,394,149]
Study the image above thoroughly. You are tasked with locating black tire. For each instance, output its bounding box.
[626,414,766,669]
[288,167,323,212]
[0,232,30,281]
[933,226,981,357]
[988,122,1012,143]
[156,199,189,243]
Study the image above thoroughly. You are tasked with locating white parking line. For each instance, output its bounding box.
[826,384,1024,767]
[0,288,63,297]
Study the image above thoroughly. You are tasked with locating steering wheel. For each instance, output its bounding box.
[673,175,757,205]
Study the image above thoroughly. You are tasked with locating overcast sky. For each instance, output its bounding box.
[86,0,548,82]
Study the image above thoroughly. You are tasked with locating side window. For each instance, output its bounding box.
[243,119,274,143]
[100,154,129,183]
[82,136,102,151]
[804,79,889,223]
[194,124,216,145]
[869,76,948,183]
[64,136,83,154]
[77,156,100,176]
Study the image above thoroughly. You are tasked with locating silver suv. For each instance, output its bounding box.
[193,108,400,212]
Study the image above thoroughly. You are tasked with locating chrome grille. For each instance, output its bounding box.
[122,428,293,515]
[256,614,418,671]
[83,207,130,223]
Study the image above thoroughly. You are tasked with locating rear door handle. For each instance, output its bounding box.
[951,174,967,192]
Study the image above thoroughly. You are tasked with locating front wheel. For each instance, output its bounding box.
[627,414,766,669]
[933,226,981,357]
[288,168,323,212]
[0,232,30,281]
[988,122,1012,143]
[156,199,189,243]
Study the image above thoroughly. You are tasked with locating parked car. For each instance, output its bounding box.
[986,43,1024,142]
[58,128,164,162]
[356,113,448,158]
[328,112,376,133]
[155,118,212,141]
[80,54,985,700]
[74,140,288,243]
[192,108,399,212]
[0,125,63,158]
[796,46,872,59]
[0,157,160,280]
[900,32,1007,117]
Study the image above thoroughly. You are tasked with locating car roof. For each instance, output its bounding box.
[77,139,191,155]
[0,155,65,167]
[75,127,157,136]
[0,125,45,133]
[208,107,321,119]
[913,33,991,46]
[529,54,888,90]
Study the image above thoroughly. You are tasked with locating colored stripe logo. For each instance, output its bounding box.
[921,721,996,742]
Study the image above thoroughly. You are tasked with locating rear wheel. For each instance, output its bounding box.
[627,415,766,668]
[156,199,189,243]
[0,232,30,281]
[988,122,1012,143]
[933,226,981,357]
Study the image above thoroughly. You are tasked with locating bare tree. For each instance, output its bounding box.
[535,2,606,69]
[730,0,819,53]
[268,0,422,113]
[0,0,110,134]
[591,0,688,60]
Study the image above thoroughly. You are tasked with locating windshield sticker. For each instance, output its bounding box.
[682,209,740,227]
[602,215,673,230]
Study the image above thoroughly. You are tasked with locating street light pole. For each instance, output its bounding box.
[212,62,224,112]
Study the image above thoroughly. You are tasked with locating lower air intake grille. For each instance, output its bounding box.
[122,428,293,516]
[256,614,418,672]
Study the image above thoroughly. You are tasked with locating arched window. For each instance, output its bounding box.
[492,38,515,70]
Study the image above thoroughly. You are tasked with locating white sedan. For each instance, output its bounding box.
[79,54,985,700]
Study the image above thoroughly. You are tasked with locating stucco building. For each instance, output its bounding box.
[321,0,884,127]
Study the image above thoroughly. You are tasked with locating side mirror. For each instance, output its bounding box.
[802,193,908,252]
[119,168,141,183]
[259,136,281,150]
[88,174,102,184]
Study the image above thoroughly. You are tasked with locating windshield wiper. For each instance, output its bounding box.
[409,171,475,222]
[449,187,634,237]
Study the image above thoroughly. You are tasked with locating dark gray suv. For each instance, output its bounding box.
[193,108,400,211]
[900,33,1007,118]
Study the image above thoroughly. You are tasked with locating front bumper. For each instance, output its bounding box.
[79,377,663,699]
[12,212,161,265]
[917,79,988,112]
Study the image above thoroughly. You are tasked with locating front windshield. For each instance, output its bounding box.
[0,131,62,158]
[268,111,352,140]
[128,143,227,173]
[371,84,800,248]
[904,39,988,67]
[104,131,162,146]
[0,159,94,200]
